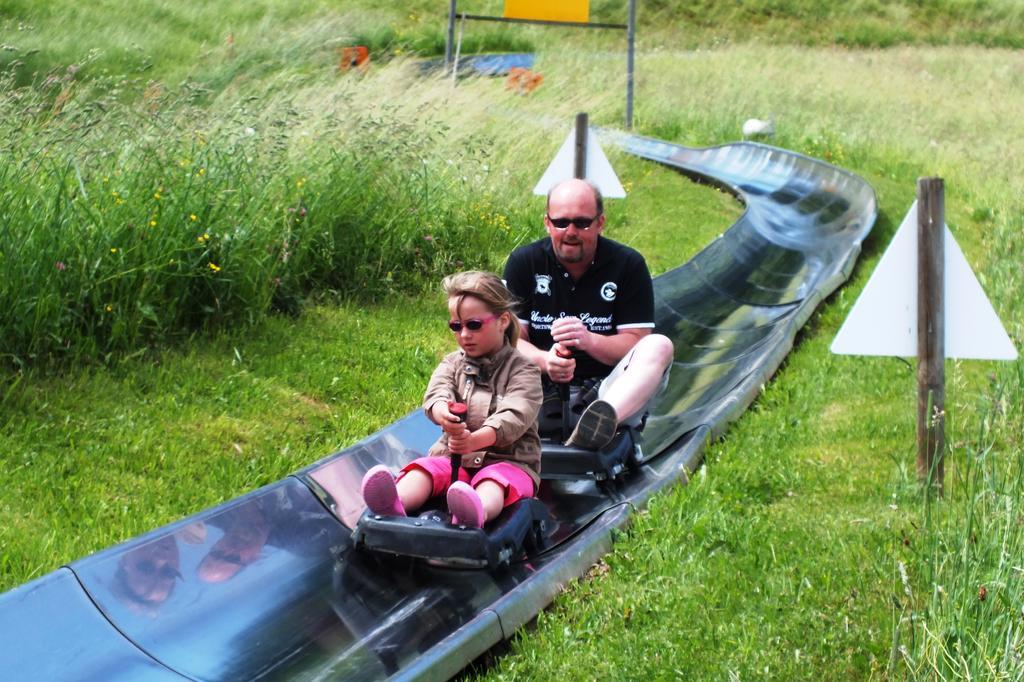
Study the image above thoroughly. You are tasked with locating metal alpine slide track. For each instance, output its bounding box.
[0,134,876,681]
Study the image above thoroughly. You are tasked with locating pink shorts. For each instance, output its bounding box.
[398,457,535,508]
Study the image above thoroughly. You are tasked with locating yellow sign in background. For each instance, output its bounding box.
[504,0,589,23]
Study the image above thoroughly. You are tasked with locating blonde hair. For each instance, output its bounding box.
[442,270,521,347]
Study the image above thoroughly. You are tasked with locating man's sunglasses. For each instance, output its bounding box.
[547,215,599,230]
[448,314,498,332]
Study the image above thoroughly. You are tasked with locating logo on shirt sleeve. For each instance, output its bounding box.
[535,274,552,296]
[601,281,617,302]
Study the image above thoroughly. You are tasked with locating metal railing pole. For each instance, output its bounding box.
[445,0,457,67]
[625,0,636,129]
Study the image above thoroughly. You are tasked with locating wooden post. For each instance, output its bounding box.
[574,112,588,179]
[916,177,945,492]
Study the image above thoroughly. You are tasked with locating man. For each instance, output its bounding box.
[503,178,674,449]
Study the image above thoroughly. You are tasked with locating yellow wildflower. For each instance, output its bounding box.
[190,214,198,222]
[208,262,221,273]
[110,247,118,253]
[150,220,157,227]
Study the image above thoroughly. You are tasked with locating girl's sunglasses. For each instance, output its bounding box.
[448,314,499,332]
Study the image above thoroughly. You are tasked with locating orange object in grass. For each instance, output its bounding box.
[506,67,543,94]
[338,46,370,73]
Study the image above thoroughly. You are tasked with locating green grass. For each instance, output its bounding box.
[891,364,1024,678]
[639,0,1024,49]
[3,0,1023,91]
[0,68,552,366]
[468,46,1024,679]
[476,166,1022,677]
[1,1,1023,679]
[0,155,734,588]
[0,298,445,582]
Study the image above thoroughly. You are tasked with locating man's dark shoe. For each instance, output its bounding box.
[566,399,618,450]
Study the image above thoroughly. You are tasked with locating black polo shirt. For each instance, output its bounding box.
[503,236,655,379]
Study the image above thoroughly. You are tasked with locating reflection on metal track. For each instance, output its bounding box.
[0,136,875,681]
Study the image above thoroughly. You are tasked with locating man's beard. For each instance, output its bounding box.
[557,242,585,263]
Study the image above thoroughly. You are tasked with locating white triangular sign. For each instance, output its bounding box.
[532,127,626,198]
[831,201,1017,360]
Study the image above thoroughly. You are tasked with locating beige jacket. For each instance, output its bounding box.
[422,342,543,487]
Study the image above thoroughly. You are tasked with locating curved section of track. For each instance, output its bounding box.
[0,136,876,681]
[622,136,876,451]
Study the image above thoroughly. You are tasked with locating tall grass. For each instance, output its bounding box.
[0,63,543,366]
[3,0,1023,93]
[891,361,1024,677]
[3,11,1022,369]
[636,0,1024,48]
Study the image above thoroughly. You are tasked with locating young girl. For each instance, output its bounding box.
[360,271,542,528]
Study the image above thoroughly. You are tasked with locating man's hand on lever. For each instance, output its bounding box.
[550,317,593,354]
[546,341,576,383]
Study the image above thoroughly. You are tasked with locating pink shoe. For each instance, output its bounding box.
[447,481,485,528]
[361,465,406,516]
